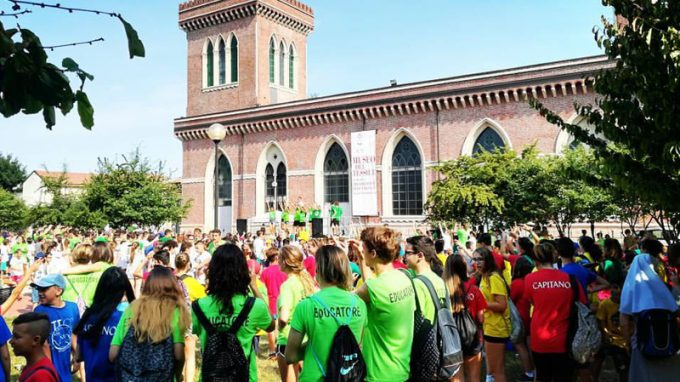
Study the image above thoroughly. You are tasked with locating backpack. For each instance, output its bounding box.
[567,275,602,364]
[501,277,524,344]
[399,269,439,382]
[416,275,463,380]
[636,309,680,359]
[65,276,88,315]
[309,295,366,382]
[192,297,255,382]
[450,284,479,353]
[115,327,175,382]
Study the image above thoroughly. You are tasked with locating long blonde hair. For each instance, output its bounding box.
[129,267,190,343]
[280,245,317,296]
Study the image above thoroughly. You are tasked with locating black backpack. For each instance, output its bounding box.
[309,295,366,382]
[115,327,175,382]
[636,309,680,359]
[416,275,464,380]
[451,284,479,353]
[192,298,255,382]
[400,269,439,382]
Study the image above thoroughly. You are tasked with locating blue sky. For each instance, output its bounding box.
[0,0,608,177]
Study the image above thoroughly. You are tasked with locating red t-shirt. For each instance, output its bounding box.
[463,278,487,322]
[524,269,586,353]
[392,260,408,270]
[260,264,288,316]
[492,249,505,270]
[507,254,520,268]
[19,357,58,382]
[510,278,531,331]
[247,259,261,276]
[303,255,316,278]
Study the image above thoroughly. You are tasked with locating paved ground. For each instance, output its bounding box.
[4,287,34,319]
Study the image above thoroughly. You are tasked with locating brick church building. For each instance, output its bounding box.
[174,0,609,233]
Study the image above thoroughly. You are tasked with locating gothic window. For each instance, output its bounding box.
[218,38,226,85]
[276,163,287,199]
[288,44,295,89]
[324,143,349,203]
[217,155,232,206]
[269,38,276,83]
[230,36,238,83]
[279,42,285,86]
[392,137,423,215]
[473,127,505,154]
[206,40,214,87]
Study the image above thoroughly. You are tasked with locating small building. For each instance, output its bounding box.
[21,171,92,206]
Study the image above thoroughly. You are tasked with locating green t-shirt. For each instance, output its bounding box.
[290,287,367,382]
[62,262,113,306]
[192,294,272,382]
[310,209,322,220]
[363,270,415,382]
[207,240,225,255]
[111,305,185,346]
[282,211,290,222]
[68,237,82,250]
[277,274,310,345]
[456,229,468,244]
[330,205,342,220]
[11,243,28,255]
[412,270,448,324]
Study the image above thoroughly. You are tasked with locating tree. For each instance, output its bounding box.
[530,0,680,241]
[0,1,145,129]
[0,188,28,230]
[82,150,190,228]
[0,152,26,191]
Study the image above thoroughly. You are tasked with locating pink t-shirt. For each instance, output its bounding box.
[303,255,316,278]
[260,264,288,316]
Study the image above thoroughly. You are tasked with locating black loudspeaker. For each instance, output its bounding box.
[236,219,248,235]
[311,218,323,237]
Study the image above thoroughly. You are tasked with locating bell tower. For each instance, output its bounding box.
[179,0,314,117]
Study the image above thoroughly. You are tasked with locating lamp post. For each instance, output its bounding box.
[207,123,227,230]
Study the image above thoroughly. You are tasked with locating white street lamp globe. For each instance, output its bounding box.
[207,123,227,142]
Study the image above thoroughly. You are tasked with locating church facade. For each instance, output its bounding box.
[175,0,609,232]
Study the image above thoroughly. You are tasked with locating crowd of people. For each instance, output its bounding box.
[0,223,678,382]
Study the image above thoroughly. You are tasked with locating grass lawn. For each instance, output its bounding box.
[4,317,620,382]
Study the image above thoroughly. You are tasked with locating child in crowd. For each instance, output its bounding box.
[11,312,59,382]
[594,283,629,382]
[32,274,80,382]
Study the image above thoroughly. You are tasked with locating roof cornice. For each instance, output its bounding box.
[179,0,313,35]
[174,56,613,141]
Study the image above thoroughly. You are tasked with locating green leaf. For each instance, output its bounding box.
[118,16,145,59]
[62,57,79,71]
[76,91,94,129]
[42,106,56,129]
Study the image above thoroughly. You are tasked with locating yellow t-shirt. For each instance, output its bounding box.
[596,298,627,349]
[480,273,511,338]
[437,253,448,268]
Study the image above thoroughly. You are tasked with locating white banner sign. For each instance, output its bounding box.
[351,130,378,216]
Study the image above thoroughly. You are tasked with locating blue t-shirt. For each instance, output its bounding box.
[0,317,11,382]
[77,302,127,382]
[561,263,597,293]
[35,301,81,382]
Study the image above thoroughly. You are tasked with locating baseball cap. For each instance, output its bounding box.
[31,274,66,290]
[95,236,109,243]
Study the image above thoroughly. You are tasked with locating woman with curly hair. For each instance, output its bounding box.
[192,244,274,382]
[109,266,191,382]
[277,245,318,382]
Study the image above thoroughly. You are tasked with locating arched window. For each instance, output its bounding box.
[217,155,232,206]
[265,164,275,209]
[269,38,275,83]
[276,163,287,199]
[392,137,422,215]
[230,36,238,83]
[473,127,505,154]
[279,41,285,86]
[324,143,349,203]
[206,40,214,87]
[218,38,226,85]
[288,44,295,89]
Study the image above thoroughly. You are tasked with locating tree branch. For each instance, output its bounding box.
[40,37,104,50]
[8,0,120,17]
[0,8,30,16]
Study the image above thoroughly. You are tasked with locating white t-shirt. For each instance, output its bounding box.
[253,238,265,260]
[443,232,453,252]
[193,251,211,284]
[9,255,26,277]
